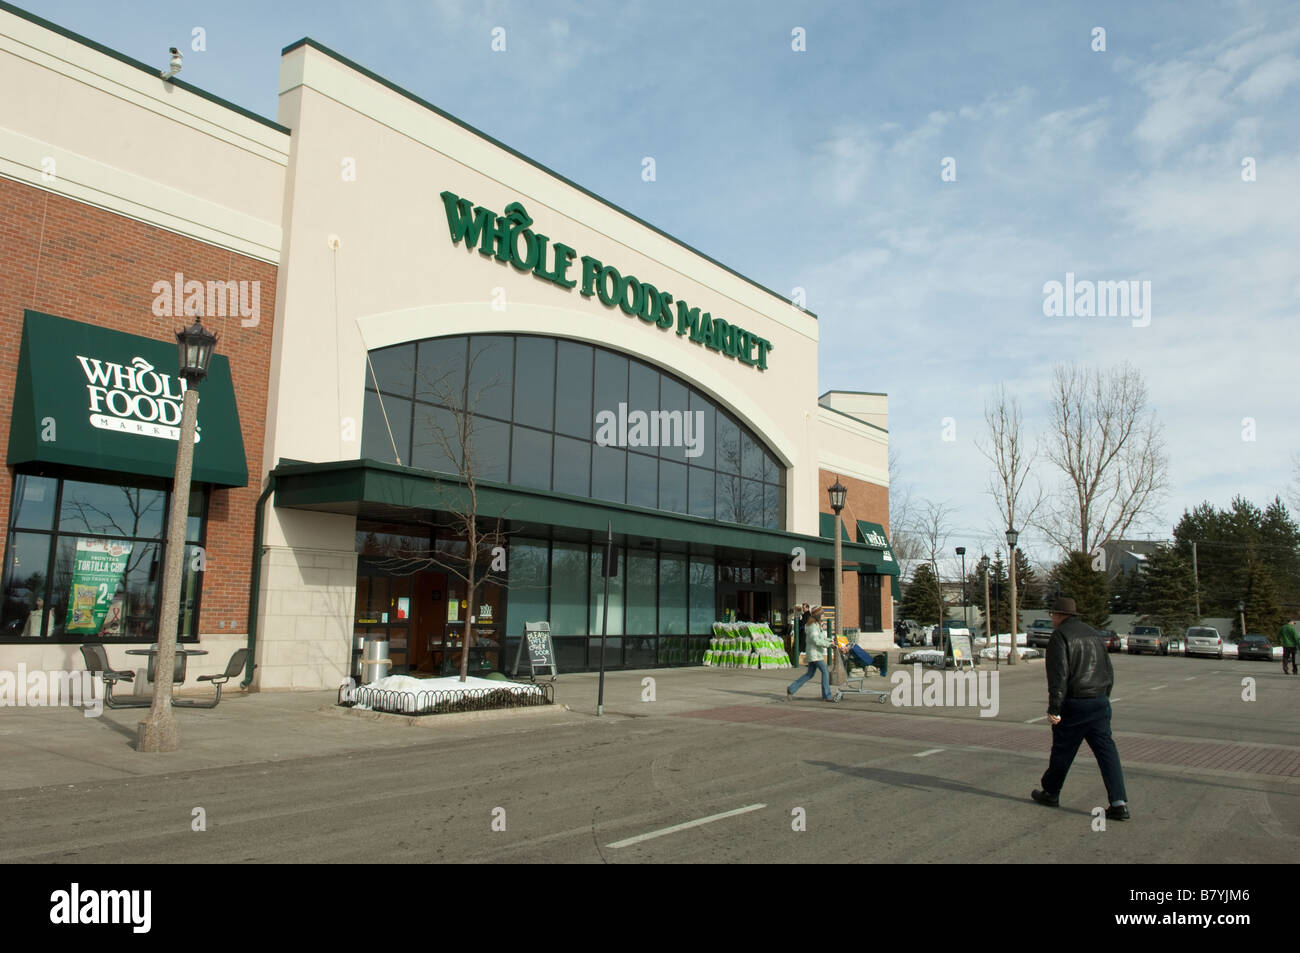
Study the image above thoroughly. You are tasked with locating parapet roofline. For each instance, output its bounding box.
[0,0,289,134]
[280,36,815,320]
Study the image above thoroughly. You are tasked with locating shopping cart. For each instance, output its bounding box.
[832,638,890,704]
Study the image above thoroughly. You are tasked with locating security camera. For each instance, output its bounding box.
[160,47,182,80]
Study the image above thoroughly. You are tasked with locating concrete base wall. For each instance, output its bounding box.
[254,546,357,690]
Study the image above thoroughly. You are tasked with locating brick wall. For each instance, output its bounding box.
[818,468,892,632]
[0,176,276,638]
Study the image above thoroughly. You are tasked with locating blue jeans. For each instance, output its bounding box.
[1041,696,1127,804]
[788,660,831,699]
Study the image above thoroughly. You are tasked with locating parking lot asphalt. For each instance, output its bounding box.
[1,650,1296,864]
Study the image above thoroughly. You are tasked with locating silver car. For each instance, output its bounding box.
[1184,626,1223,659]
[1128,625,1169,655]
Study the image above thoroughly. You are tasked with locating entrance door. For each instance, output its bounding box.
[410,570,446,673]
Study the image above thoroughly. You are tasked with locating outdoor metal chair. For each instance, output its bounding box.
[80,643,149,709]
[146,651,187,686]
[173,648,249,709]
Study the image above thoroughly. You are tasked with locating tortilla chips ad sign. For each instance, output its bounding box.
[65,539,133,635]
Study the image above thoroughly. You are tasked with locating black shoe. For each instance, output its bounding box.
[1106,804,1131,821]
[1031,789,1059,807]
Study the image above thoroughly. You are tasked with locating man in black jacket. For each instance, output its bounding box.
[1031,597,1130,820]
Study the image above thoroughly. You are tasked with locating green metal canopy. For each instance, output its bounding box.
[7,310,248,487]
[272,457,883,564]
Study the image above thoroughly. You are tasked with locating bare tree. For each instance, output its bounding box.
[366,342,511,683]
[916,499,957,647]
[977,385,1046,664]
[978,383,1044,547]
[1039,362,1168,556]
[888,448,925,583]
[1289,454,1300,515]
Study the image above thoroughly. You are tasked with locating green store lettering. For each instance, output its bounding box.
[440,190,773,371]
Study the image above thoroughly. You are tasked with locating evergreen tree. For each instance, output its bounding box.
[1137,546,1196,635]
[1050,551,1110,627]
[1237,559,1284,640]
[1110,566,1143,614]
[1011,548,1039,628]
[901,564,943,624]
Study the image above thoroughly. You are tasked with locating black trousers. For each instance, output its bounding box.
[1283,646,1297,674]
[1041,696,1127,805]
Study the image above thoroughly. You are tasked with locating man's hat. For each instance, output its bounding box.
[1049,597,1079,617]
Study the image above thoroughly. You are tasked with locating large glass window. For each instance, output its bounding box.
[689,556,715,634]
[658,554,687,635]
[550,542,588,636]
[589,546,624,636]
[2,473,207,642]
[625,552,657,633]
[513,337,555,431]
[363,334,785,528]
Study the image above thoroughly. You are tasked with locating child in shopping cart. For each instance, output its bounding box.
[836,635,888,677]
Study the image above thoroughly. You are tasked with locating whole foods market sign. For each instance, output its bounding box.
[78,354,198,442]
[440,191,774,371]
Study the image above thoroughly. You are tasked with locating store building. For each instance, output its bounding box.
[0,3,896,692]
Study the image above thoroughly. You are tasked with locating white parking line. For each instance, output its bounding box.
[1026,716,1048,724]
[1184,676,1196,681]
[1111,698,1122,703]
[1151,684,1167,691]
[914,748,945,757]
[607,803,766,849]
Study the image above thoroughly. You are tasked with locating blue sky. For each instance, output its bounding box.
[21,0,1300,572]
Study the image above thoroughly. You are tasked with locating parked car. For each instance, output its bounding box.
[1184,626,1224,659]
[1098,629,1122,652]
[894,619,924,647]
[1026,618,1055,648]
[1128,625,1169,655]
[1236,634,1274,662]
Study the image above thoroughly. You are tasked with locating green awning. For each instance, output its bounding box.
[7,310,248,487]
[855,520,900,576]
[272,458,885,565]
[818,511,851,541]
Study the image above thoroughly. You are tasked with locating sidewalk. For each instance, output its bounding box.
[0,655,1045,791]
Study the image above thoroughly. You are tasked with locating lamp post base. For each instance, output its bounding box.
[136,714,180,752]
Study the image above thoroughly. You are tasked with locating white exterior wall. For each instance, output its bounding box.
[265,42,822,534]
[814,406,889,487]
[0,7,288,261]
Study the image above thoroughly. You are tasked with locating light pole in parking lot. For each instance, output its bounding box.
[956,546,967,633]
[1238,601,1246,639]
[980,554,991,667]
[1005,526,1019,666]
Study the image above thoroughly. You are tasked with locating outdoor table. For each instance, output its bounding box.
[125,646,209,685]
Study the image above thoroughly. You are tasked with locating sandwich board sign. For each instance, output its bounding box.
[511,621,557,681]
[947,632,975,670]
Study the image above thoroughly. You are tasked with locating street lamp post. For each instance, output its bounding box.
[1005,526,1019,666]
[956,546,967,633]
[137,317,218,753]
[828,478,847,687]
[1238,600,1246,640]
[980,555,991,668]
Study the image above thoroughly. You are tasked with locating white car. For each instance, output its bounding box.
[1184,626,1224,659]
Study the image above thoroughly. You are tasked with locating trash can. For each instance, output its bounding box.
[350,633,366,680]
[359,635,390,684]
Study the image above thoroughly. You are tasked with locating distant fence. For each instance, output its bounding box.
[337,682,555,716]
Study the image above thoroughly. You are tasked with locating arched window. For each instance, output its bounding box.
[361,334,784,529]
